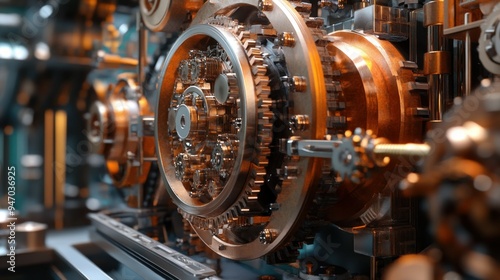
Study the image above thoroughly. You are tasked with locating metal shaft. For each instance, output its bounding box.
[96,52,138,69]
[464,12,471,96]
[373,143,430,158]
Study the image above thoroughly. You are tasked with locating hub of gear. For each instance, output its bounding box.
[88,73,155,188]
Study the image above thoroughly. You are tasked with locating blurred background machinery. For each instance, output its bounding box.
[0,0,499,279]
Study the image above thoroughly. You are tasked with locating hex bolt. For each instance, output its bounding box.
[258,0,273,11]
[292,76,307,92]
[269,203,280,211]
[278,32,295,47]
[290,114,310,131]
[259,229,277,244]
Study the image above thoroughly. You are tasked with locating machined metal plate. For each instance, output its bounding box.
[89,213,216,279]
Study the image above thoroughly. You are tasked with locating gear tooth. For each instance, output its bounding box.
[305,17,325,29]
[217,217,224,228]
[255,75,270,85]
[281,179,292,188]
[244,40,257,49]
[258,111,274,120]
[248,193,259,201]
[234,25,245,34]
[203,219,210,230]
[259,147,271,156]
[250,168,257,178]
[253,165,266,173]
[290,1,312,17]
[254,176,265,185]
[247,47,262,58]
[257,158,269,166]
[261,115,273,125]
[258,98,273,109]
[254,65,268,75]
[251,187,261,195]
[231,207,239,218]
[240,199,248,209]
[258,134,273,144]
[238,30,253,41]
[249,56,264,67]
[256,85,271,96]
[226,210,234,220]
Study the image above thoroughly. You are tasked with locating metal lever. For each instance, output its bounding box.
[284,130,430,182]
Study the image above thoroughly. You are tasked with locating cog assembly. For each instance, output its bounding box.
[88,73,156,188]
[156,0,422,261]
[9,0,500,278]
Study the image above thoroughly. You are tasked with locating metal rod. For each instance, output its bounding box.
[464,12,471,96]
[409,10,418,63]
[373,143,430,158]
[95,51,138,69]
[137,11,148,95]
[427,24,447,120]
[55,110,67,230]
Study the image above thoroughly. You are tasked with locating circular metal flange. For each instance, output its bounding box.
[88,100,111,155]
[87,74,155,188]
[320,30,422,226]
[156,23,256,218]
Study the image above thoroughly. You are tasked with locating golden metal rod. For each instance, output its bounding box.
[55,110,67,229]
[374,143,430,158]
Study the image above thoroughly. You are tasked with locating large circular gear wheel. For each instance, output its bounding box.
[156,0,326,260]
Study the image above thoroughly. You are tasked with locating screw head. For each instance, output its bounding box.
[277,32,295,47]
[269,203,280,211]
[292,76,307,92]
[259,229,277,244]
[258,0,273,11]
[290,115,310,131]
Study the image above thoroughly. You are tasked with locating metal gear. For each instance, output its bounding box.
[156,0,421,262]
[163,16,276,231]
[87,73,155,188]
[157,0,327,260]
[478,4,500,75]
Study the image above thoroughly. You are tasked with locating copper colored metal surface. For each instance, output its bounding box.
[423,0,444,27]
[423,51,451,75]
[87,74,154,187]
[323,30,422,225]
